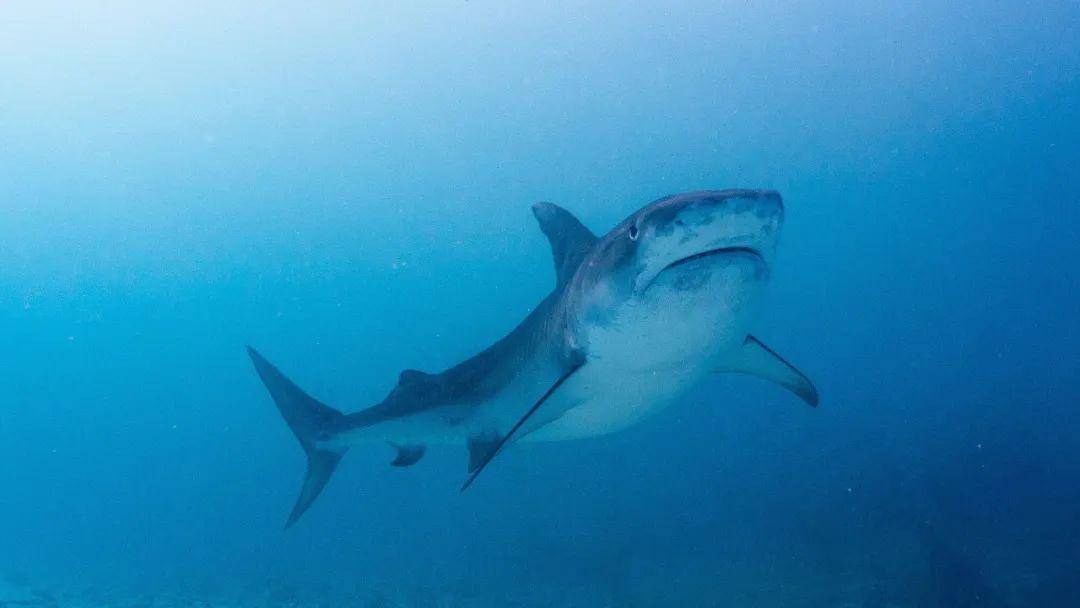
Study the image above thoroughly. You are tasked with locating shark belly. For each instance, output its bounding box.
[528,252,767,441]
[522,362,703,441]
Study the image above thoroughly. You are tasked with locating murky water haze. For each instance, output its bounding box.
[2,2,1078,606]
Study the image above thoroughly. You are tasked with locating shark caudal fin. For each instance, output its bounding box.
[246,346,347,528]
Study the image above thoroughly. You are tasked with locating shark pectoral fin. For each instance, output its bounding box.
[718,335,820,407]
[460,361,586,491]
[389,443,426,467]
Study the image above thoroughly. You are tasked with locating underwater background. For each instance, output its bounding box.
[2,1,1078,606]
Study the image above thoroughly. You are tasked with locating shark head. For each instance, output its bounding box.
[564,189,784,369]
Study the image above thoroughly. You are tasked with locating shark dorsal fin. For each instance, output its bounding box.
[532,202,597,288]
[398,369,433,386]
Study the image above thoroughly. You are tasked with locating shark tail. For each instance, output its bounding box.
[246,346,347,529]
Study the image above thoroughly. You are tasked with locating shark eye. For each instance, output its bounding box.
[628,224,639,241]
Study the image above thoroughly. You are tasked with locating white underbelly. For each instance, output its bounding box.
[523,361,705,441]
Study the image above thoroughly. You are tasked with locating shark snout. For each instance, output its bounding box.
[673,190,783,250]
[750,189,783,221]
[697,189,783,226]
[744,190,783,243]
[648,189,782,230]
[631,189,784,292]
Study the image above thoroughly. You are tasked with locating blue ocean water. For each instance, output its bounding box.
[2,1,1078,606]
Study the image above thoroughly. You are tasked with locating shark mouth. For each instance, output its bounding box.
[662,246,763,272]
[639,246,764,293]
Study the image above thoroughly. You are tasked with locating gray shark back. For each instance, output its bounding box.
[341,294,559,428]
[333,202,598,433]
[247,191,818,527]
[246,201,598,526]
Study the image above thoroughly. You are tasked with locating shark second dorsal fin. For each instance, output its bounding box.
[398,369,433,386]
[532,202,597,288]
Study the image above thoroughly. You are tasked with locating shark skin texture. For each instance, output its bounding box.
[247,189,817,527]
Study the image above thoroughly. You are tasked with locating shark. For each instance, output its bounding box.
[248,189,818,527]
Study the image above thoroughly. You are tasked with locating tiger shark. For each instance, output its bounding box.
[248,189,818,527]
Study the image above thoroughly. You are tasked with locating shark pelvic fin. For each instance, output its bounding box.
[466,431,500,474]
[460,361,586,491]
[389,442,426,467]
[531,202,597,288]
[717,335,819,406]
[247,346,348,528]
